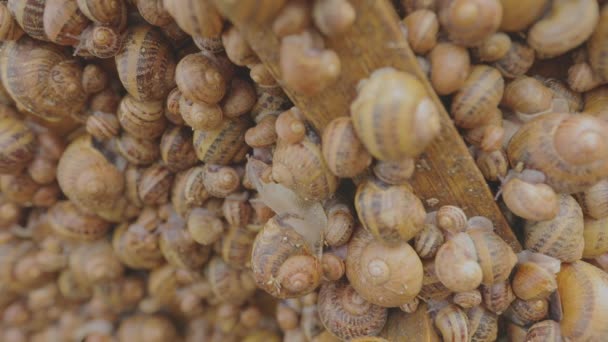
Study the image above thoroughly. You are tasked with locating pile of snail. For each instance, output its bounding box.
[0,0,607,341]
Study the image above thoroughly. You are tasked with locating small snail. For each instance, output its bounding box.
[0,115,36,174]
[221,224,257,268]
[322,117,372,178]
[402,9,438,54]
[511,251,560,301]
[435,232,482,292]
[453,289,482,309]
[159,125,198,172]
[176,52,227,105]
[112,209,165,270]
[117,314,179,342]
[205,256,257,305]
[346,228,423,307]
[69,240,124,287]
[576,179,608,219]
[504,298,549,326]
[493,41,535,79]
[187,207,225,245]
[159,215,210,270]
[117,95,167,140]
[438,0,502,47]
[312,0,356,37]
[501,173,559,221]
[354,177,426,244]
[76,0,126,26]
[7,0,48,41]
[115,133,160,166]
[473,32,511,62]
[272,0,311,38]
[48,200,110,241]
[317,280,388,340]
[137,163,173,205]
[221,78,256,119]
[499,0,548,32]
[351,67,440,160]
[414,220,444,259]
[324,200,354,247]
[201,164,241,198]
[434,303,469,342]
[428,42,471,95]
[245,114,277,148]
[480,281,515,315]
[525,320,562,342]
[467,305,498,342]
[193,116,252,165]
[451,65,504,129]
[275,107,306,144]
[583,216,608,259]
[164,0,223,39]
[0,2,23,41]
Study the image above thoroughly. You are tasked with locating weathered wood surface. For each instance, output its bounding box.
[214,0,521,251]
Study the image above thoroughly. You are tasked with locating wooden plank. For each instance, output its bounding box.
[214,0,521,251]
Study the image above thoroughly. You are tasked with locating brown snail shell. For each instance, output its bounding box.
[346,228,423,307]
[124,164,143,207]
[322,117,372,178]
[1,37,87,122]
[182,166,211,207]
[0,115,36,174]
[7,0,48,41]
[414,222,444,259]
[473,32,511,62]
[175,52,227,105]
[428,42,471,95]
[467,305,498,342]
[193,116,252,165]
[402,9,438,54]
[524,194,584,262]
[493,41,535,79]
[251,215,321,299]
[576,179,608,219]
[117,95,166,140]
[351,67,440,160]
[187,207,225,245]
[159,125,198,172]
[502,76,553,115]
[221,224,256,268]
[133,0,172,27]
[117,314,179,342]
[324,201,354,247]
[453,289,482,309]
[438,0,502,47]
[355,177,426,245]
[48,200,110,241]
[504,298,549,326]
[435,232,483,292]
[69,240,124,287]
[115,25,176,101]
[163,0,223,39]
[57,135,130,222]
[499,0,548,32]
[588,3,608,82]
[273,129,338,201]
[317,280,388,341]
[321,252,345,281]
[42,0,89,46]
[245,114,277,148]
[112,211,164,269]
[164,87,184,125]
[525,320,562,342]
[89,86,120,114]
[502,177,559,221]
[137,163,172,205]
[512,261,558,301]
[536,76,583,113]
[222,192,252,227]
[193,35,224,54]
[476,149,508,182]
[221,78,256,118]
[481,281,515,315]
[76,0,126,26]
[557,261,608,341]
[312,0,355,37]
[116,133,160,166]
[81,63,108,95]
[583,216,608,258]
[275,107,306,144]
[0,2,24,41]
[0,172,38,205]
[372,158,415,185]
[434,303,469,342]
[507,113,608,193]
[436,205,467,234]
[451,65,504,129]
[468,226,517,285]
[206,256,257,305]
[201,164,241,198]
[159,216,210,270]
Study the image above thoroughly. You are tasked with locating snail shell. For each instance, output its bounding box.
[164,88,184,125]
[435,232,483,292]
[221,25,259,67]
[273,129,338,201]
[589,3,608,82]
[312,0,355,37]
[187,207,224,245]
[159,217,210,270]
[0,2,24,41]
[0,37,87,122]
[201,164,241,198]
[468,226,517,285]
[403,9,438,54]
[467,305,498,342]
[133,0,172,27]
[451,65,504,129]
[317,280,388,341]
[502,177,559,221]
[163,0,223,39]
[124,164,143,207]
[414,222,444,259]
[438,0,502,47]
[507,113,608,193]
[182,166,211,206]
[272,0,312,38]
[193,116,252,165]
[525,320,562,342]
[115,25,176,101]
[504,298,549,326]
[557,261,608,341]
[351,67,440,160]
[112,212,164,269]
[502,76,553,115]
[137,163,172,205]
[321,252,345,281]
[576,179,608,219]
[476,149,508,181]
[428,42,471,95]
[481,281,515,314]
[159,125,198,172]
[324,201,354,247]
[116,133,160,166]
[81,64,108,94]
[57,135,129,222]
[322,117,372,178]
[538,76,583,113]
[527,0,599,59]
[355,177,426,244]
[117,95,166,140]
[419,260,452,300]
[221,78,256,118]
[69,240,124,286]
[221,225,256,269]
[473,32,511,62]
[251,215,321,299]
[434,303,469,342]
[117,314,179,342]
[175,52,227,105]
[436,205,467,234]
[511,262,558,301]
[583,216,608,258]
[7,0,48,41]
[493,41,535,79]
[245,114,277,148]
[193,35,224,54]
[206,256,257,305]
[48,200,110,241]
[346,228,423,307]
[524,194,584,262]
[76,0,126,26]
[0,115,36,174]
[372,158,415,185]
[42,0,89,46]
[499,0,548,32]
[222,193,252,227]
[0,172,38,205]
[453,289,482,309]
[275,107,306,144]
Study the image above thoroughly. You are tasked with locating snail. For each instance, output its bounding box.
[346,228,423,307]
[272,0,311,38]
[117,95,167,140]
[159,125,198,172]
[438,0,502,47]
[312,0,356,37]
[428,42,471,95]
[525,320,562,342]
[245,114,277,148]
[451,65,504,129]
[187,207,225,246]
[527,0,599,59]
[280,29,341,96]
[402,9,438,54]
[435,232,482,292]
[0,2,24,41]
[86,112,119,141]
[201,164,241,198]
[47,200,110,241]
[115,133,160,166]
[583,216,608,259]
[467,305,498,342]
[176,52,227,106]
[480,281,515,315]
[453,289,482,309]
[272,128,338,201]
[0,37,87,122]
[524,194,584,262]
[354,177,426,245]
[501,76,554,119]
[205,256,257,305]
[511,251,560,301]
[221,224,257,269]
[221,78,256,119]
[322,117,372,178]
[576,179,608,220]
[493,41,535,79]
[324,200,354,247]
[275,107,306,144]
[193,115,252,165]
[137,163,173,205]
[475,149,508,182]
[112,209,165,270]
[75,0,126,26]
[159,214,210,270]
[504,298,549,326]
[507,113,608,194]
[115,25,176,101]
[414,219,444,259]
[68,240,124,287]
[164,0,223,39]
[500,170,560,221]
[0,115,36,174]
[472,32,511,62]
[434,303,469,342]
[317,280,388,340]
[222,192,253,227]
[351,67,440,160]
[251,215,322,299]
[7,0,49,41]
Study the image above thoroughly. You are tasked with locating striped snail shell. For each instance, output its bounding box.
[7,0,48,41]
[0,37,87,122]
[76,0,126,26]
[0,2,24,41]
[205,256,257,305]
[159,125,198,172]
[48,200,110,241]
[193,116,252,165]
[42,0,89,46]
[159,216,210,270]
[0,115,36,174]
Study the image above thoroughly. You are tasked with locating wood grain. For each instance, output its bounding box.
[214,0,521,251]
